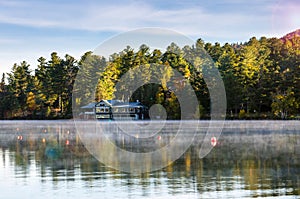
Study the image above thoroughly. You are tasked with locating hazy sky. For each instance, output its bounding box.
[0,0,299,75]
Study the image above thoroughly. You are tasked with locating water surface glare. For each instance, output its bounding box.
[0,120,299,199]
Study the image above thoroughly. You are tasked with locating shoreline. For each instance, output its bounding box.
[0,119,299,131]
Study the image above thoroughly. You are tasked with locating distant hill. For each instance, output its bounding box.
[281,29,300,42]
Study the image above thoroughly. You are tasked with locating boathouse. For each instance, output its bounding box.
[95,100,148,120]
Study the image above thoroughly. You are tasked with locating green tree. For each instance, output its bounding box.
[217,43,242,116]
[0,73,7,118]
[61,54,78,117]
[7,61,32,117]
[48,52,64,115]
[237,37,263,114]
[1,33,300,120]
[271,88,299,119]
[34,57,49,117]
[74,52,106,107]
[0,73,5,92]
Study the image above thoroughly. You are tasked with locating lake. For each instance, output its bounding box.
[0,120,299,199]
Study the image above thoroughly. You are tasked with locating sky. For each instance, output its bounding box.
[0,0,299,75]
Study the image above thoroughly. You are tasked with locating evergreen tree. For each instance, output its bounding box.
[7,61,32,117]
[75,52,106,107]
[0,33,299,119]
[0,73,6,118]
[217,43,242,115]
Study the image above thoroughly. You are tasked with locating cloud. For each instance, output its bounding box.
[0,0,275,42]
[0,0,297,76]
[0,0,27,7]
[0,38,19,44]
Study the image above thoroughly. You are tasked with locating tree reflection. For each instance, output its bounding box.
[0,123,299,197]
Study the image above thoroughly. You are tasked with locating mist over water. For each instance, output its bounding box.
[0,120,299,198]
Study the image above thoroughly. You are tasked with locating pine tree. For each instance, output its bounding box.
[7,61,32,117]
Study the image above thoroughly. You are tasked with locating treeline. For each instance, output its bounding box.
[0,34,299,119]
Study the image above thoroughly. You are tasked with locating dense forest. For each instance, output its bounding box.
[0,30,299,120]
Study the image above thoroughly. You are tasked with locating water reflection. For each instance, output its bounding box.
[0,121,299,198]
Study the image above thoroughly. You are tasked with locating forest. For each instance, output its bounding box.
[0,30,299,120]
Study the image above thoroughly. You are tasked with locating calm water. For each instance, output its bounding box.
[0,120,299,199]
